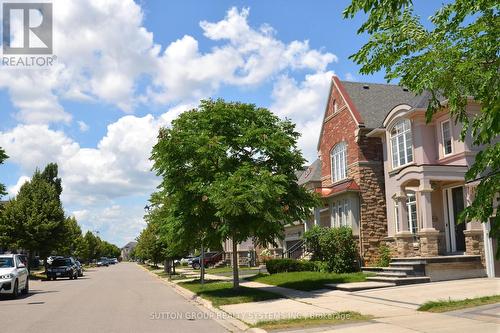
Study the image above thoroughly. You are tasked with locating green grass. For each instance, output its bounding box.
[253,311,372,330]
[29,270,47,280]
[178,280,283,307]
[418,295,500,313]
[206,266,260,274]
[247,271,373,291]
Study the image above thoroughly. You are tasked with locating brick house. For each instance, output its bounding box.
[285,76,426,265]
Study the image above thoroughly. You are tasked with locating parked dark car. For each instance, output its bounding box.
[97,257,109,267]
[75,260,84,277]
[46,257,79,280]
[191,252,222,269]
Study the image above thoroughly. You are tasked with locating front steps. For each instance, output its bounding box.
[359,258,431,289]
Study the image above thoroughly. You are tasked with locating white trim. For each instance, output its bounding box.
[443,185,465,253]
[483,220,495,277]
[390,118,414,169]
[441,119,453,156]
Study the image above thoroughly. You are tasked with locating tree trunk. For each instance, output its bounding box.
[200,244,205,285]
[232,236,239,289]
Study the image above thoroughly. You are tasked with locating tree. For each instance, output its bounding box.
[344,0,499,252]
[151,99,318,288]
[83,231,100,262]
[57,216,83,256]
[0,147,7,197]
[0,165,65,259]
[134,219,168,267]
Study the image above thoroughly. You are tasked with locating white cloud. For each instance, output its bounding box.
[345,72,357,81]
[77,121,89,132]
[7,176,30,198]
[270,71,333,162]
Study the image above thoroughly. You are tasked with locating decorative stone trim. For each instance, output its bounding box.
[395,232,416,257]
[464,229,485,267]
[418,229,440,257]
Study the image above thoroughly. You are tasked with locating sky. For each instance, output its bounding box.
[0,0,443,247]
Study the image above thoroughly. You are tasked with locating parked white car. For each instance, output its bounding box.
[0,254,29,298]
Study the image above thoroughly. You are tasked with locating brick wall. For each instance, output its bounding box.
[317,80,388,265]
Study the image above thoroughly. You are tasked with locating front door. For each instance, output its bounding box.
[451,187,466,251]
[445,186,466,253]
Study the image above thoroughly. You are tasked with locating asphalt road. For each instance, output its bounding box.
[0,262,228,333]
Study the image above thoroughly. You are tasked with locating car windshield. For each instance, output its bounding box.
[0,258,14,268]
[52,259,71,266]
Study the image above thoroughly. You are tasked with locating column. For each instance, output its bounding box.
[417,179,439,256]
[394,190,414,257]
[329,201,335,228]
[314,207,320,226]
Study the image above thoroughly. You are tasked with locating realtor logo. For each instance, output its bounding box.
[2,2,53,54]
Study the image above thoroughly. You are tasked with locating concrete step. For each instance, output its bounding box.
[329,281,396,292]
[367,276,430,285]
[361,267,384,273]
[376,272,407,278]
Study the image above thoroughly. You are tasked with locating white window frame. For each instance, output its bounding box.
[390,119,413,169]
[331,142,347,183]
[406,192,418,234]
[394,203,399,233]
[333,99,338,113]
[441,120,453,156]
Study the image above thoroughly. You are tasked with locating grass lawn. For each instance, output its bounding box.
[178,280,283,307]
[29,270,47,280]
[247,271,372,291]
[418,295,500,313]
[253,311,372,330]
[206,266,260,274]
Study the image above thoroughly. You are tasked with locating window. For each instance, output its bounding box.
[337,203,343,226]
[333,100,338,113]
[331,142,347,182]
[331,203,337,226]
[343,200,349,226]
[390,119,413,168]
[394,204,399,233]
[406,192,418,234]
[441,120,452,155]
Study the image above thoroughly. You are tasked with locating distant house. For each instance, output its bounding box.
[121,241,137,261]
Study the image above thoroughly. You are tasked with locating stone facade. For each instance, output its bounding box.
[464,229,485,267]
[314,78,388,266]
[418,229,440,256]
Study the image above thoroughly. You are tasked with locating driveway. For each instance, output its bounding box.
[0,262,228,333]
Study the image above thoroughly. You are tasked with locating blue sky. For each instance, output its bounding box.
[0,0,443,247]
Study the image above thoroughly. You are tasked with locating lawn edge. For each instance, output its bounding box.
[417,294,500,313]
[138,263,252,332]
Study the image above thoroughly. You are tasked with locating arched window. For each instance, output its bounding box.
[390,119,413,168]
[331,142,347,182]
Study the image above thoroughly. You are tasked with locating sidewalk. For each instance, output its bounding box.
[220,278,500,332]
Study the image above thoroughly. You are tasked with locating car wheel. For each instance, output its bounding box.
[22,278,29,295]
[192,263,200,270]
[11,280,18,299]
[74,272,78,279]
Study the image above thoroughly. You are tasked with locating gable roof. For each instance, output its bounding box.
[122,241,137,250]
[297,159,322,185]
[341,81,421,129]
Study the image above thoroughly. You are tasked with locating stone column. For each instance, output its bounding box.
[394,191,414,257]
[464,229,485,267]
[417,179,440,256]
[313,207,320,226]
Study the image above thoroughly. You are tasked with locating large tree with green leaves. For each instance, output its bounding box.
[151,99,318,288]
[0,147,8,197]
[0,164,65,259]
[344,0,499,250]
[57,216,83,256]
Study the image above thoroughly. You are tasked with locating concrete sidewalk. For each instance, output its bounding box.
[220,278,500,332]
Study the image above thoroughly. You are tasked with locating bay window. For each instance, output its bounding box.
[390,119,413,168]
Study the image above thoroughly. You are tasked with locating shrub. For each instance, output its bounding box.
[377,244,391,267]
[304,226,359,273]
[303,225,324,260]
[266,258,316,274]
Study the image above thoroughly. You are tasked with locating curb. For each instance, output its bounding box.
[138,264,260,332]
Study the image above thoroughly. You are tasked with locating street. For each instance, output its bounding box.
[0,262,228,333]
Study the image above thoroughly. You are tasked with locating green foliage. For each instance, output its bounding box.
[56,216,83,256]
[303,226,358,273]
[134,218,168,265]
[303,225,325,261]
[178,280,283,306]
[265,258,316,274]
[377,244,391,267]
[0,147,7,197]
[344,0,500,251]
[150,99,319,286]
[0,165,65,258]
[249,271,371,291]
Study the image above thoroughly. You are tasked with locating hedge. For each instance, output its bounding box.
[266,258,317,274]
